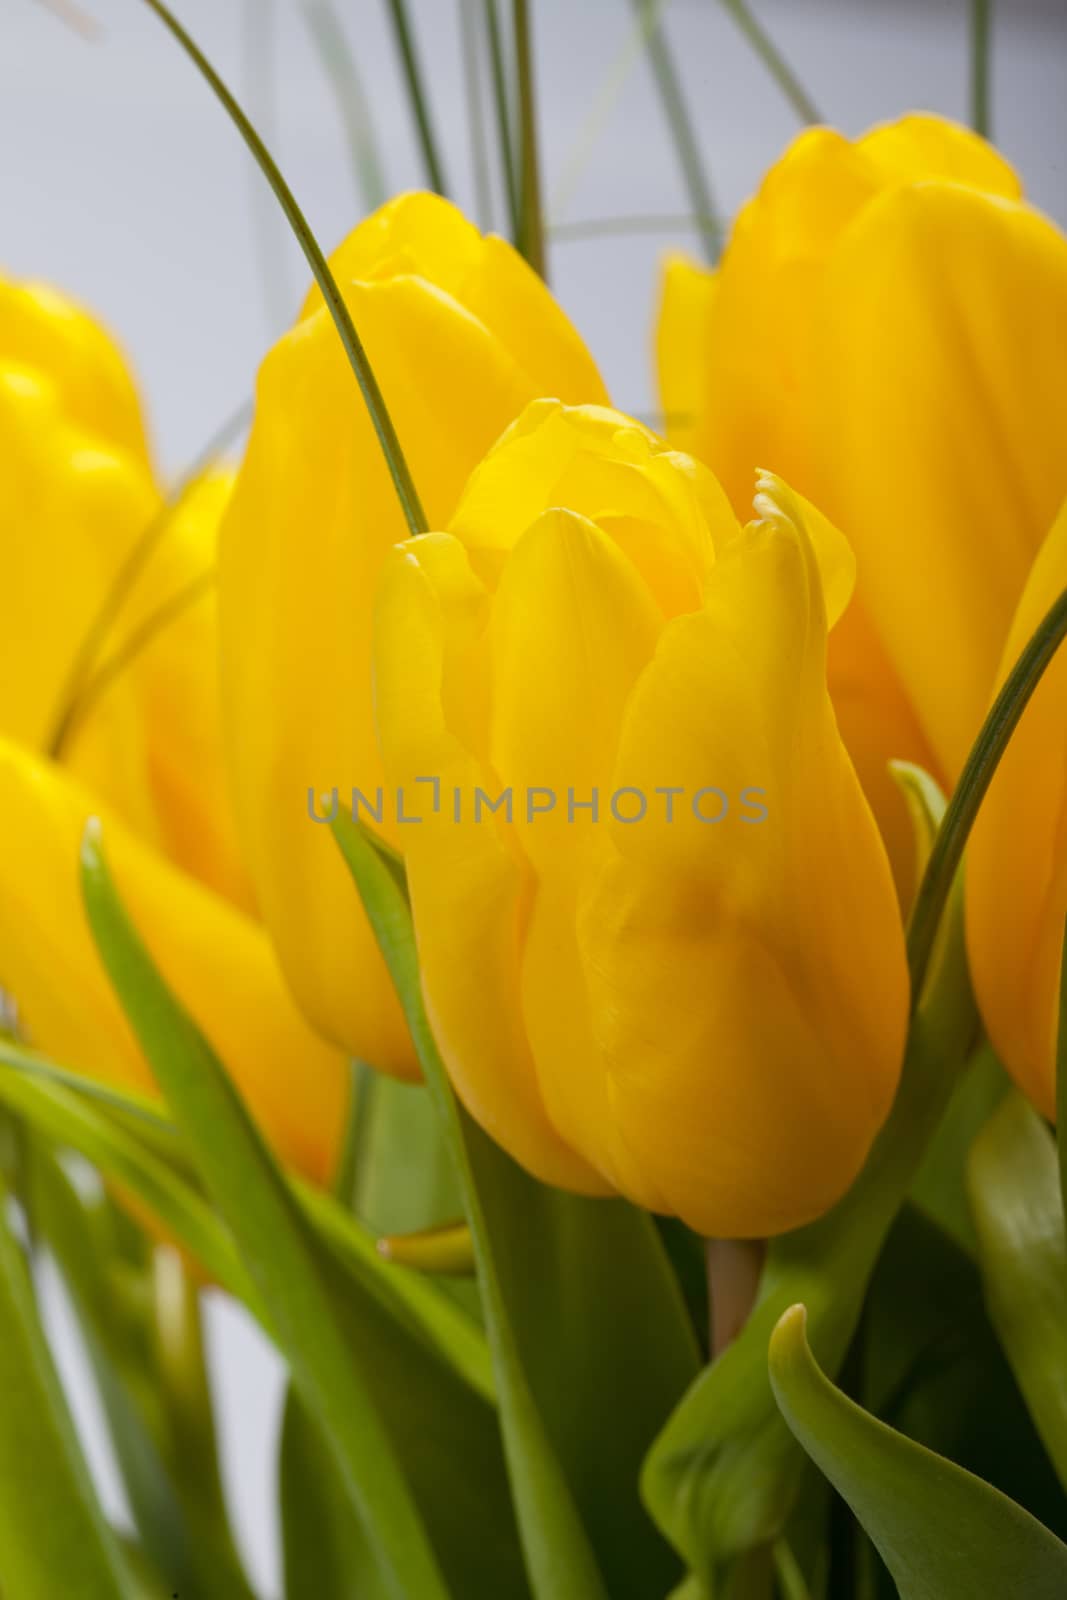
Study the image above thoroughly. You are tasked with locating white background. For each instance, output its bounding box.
[3,1,1066,1594]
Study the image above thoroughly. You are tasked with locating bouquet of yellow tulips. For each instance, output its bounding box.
[3,3,1067,1597]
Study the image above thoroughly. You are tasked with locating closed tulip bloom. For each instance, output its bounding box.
[0,737,346,1183]
[219,192,608,1076]
[373,402,907,1236]
[967,494,1067,1123]
[0,277,250,906]
[657,114,1067,888]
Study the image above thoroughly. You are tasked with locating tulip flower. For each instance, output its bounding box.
[219,191,609,1076]
[373,402,907,1236]
[0,737,346,1183]
[967,493,1067,1123]
[657,114,1067,890]
[0,277,250,907]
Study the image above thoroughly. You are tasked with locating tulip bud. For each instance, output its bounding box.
[373,403,907,1236]
[0,279,250,907]
[218,193,608,1075]
[657,113,1067,894]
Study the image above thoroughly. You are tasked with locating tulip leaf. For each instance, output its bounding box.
[25,1144,256,1600]
[642,878,978,1585]
[968,1093,1067,1494]
[769,1303,1067,1598]
[909,1041,1007,1253]
[888,759,945,898]
[333,814,699,1600]
[279,1386,376,1600]
[80,819,451,1600]
[0,1180,131,1600]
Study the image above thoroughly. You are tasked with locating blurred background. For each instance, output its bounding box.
[3,1,1066,1593]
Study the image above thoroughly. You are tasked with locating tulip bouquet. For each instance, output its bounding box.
[3,2,1067,1597]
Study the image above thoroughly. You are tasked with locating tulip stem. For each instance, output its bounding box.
[705,1237,764,1356]
[629,0,722,263]
[970,0,993,138]
[484,0,522,245]
[906,584,1067,1005]
[513,0,547,278]
[136,0,429,539]
[46,396,252,760]
[383,0,450,197]
[719,0,822,126]
[459,0,494,230]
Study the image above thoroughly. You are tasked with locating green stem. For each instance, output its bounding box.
[484,0,521,243]
[459,0,494,229]
[629,0,722,263]
[243,0,292,331]
[46,397,251,760]
[1056,915,1067,1217]
[138,0,428,538]
[302,0,388,209]
[970,0,992,138]
[549,210,723,242]
[720,0,821,125]
[383,0,450,195]
[513,0,546,278]
[907,585,1067,1001]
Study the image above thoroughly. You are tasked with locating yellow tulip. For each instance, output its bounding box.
[0,737,346,1183]
[0,278,250,907]
[219,191,608,1076]
[657,113,1067,887]
[967,493,1067,1123]
[373,403,907,1236]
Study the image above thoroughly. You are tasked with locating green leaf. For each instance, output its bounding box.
[864,1202,1067,1540]
[909,1042,1007,1253]
[969,1093,1067,1494]
[0,1183,131,1599]
[26,1143,255,1600]
[80,819,450,1600]
[888,759,945,900]
[642,878,978,1585]
[280,1386,375,1600]
[769,1303,1067,1598]
[333,815,699,1600]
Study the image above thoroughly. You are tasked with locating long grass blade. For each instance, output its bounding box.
[383,0,450,195]
[719,0,821,124]
[137,0,428,536]
[513,0,546,277]
[302,0,388,209]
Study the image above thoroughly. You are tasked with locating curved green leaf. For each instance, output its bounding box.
[769,1304,1067,1599]
[80,819,450,1600]
[0,1185,130,1599]
[969,1093,1067,1493]
[333,815,699,1600]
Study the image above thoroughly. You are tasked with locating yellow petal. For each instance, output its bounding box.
[0,366,159,841]
[966,493,1067,1122]
[223,236,606,1069]
[571,507,907,1235]
[304,192,608,406]
[451,399,732,615]
[0,278,151,466]
[0,739,347,1184]
[373,536,605,1192]
[811,179,1067,779]
[655,252,717,461]
[489,507,662,871]
[857,112,1021,196]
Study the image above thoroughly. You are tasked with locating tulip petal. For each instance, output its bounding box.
[0,738,347,1183]
[0,278,151,465]
[655,252,717,462]
[221,275,539,1072]
[374,536,605,1193]
[813,180,1067,777]
[489,506,662,871]
[857,113,1021,196]
[570,511,906,1235]
[966,493,1067,1121]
